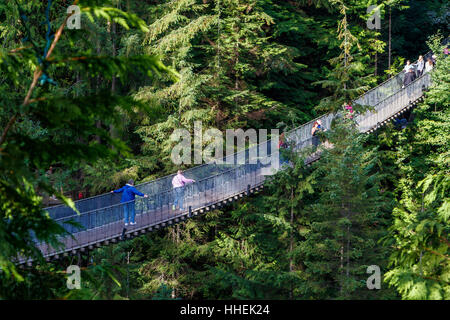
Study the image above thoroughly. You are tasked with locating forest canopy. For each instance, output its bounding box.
[0,0,448,300]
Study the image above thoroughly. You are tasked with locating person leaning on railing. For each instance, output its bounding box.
[311,119,324,148]
[111,179,148,226]
[172,170,196,211]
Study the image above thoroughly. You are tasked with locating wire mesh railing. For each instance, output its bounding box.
[356,72,431,132]
[352,38,447,107]
[43,38,449,222]
[34,153,268,258]
[30,43,444,261]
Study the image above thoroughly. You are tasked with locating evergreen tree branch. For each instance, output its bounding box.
[0,0,79,149]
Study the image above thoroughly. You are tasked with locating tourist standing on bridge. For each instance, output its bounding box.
[311,119,323,148]
[344,102,354,119]
[278,132,289,166]
[172,170,195,211]
[403,60,416,88]
[111,179,148,226]
[278,132,287,150]
[432,54,437,64]
[415,55,425,77]
[425,58,434,73]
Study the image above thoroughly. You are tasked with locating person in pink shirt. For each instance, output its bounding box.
[172,170,195,211]
[344,102,354,119]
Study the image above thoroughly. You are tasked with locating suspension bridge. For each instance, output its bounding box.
[18,47,439,266]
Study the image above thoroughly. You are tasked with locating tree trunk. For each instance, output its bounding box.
[109,19,118,141]
[346,225,350,280]
[375,51,378,76]
[340,201,345,294]
[126,249,132,298]
[95,38,102,143]
[289,188,294,299]
[388,6,392,70]
[105,246,113,299]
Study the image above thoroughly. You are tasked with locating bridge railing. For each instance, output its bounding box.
[44,146,266,221]
[42,42,444,227]
[43,38,449,222]
[44,66,423,237]
[35,150,271,254]
[47,132,329,237]
[32,68,433,257]
[356,72,431,132]
[353,43,441,107]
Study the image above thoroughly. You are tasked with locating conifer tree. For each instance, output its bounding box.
[0,0,170,280]
[384,34,449,300]
[314,0,370,114]
[295,119,395,299]
[134,0,314,175]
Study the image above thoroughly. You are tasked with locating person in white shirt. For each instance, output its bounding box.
[171,170,195,211]
[415,55,425,77]
[432,54,437,64]
[403,60,416,88]
[424,57,434,73]
[403,60,414,72]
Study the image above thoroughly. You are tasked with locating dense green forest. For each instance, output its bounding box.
[0,0,448,300]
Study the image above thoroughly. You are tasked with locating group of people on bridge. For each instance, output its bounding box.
[402,54,435,87]
[402,44,450,88]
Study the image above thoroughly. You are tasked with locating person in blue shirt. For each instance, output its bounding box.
[111,179,148,226]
